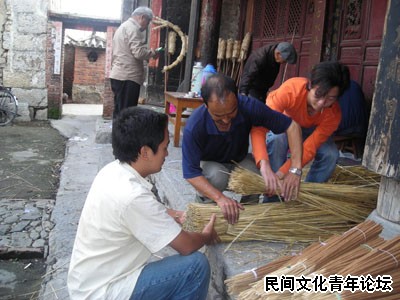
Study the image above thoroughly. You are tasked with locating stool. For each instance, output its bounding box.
[164,91,203,147]
[334,135,365,159]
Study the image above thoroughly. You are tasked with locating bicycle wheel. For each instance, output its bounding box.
[0,89,18,126]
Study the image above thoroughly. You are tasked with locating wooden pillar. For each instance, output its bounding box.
[363,0,400,222]
[308,0,327,69]
[183,0,202,93]
[198,0,222,67]
[103,26,117,119]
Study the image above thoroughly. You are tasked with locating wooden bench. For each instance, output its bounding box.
[164,91,203,147]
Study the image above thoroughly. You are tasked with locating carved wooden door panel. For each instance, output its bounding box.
[251,0,316,90]
[337,0,388,104]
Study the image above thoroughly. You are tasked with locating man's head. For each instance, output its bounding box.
[131,6,153,31]
[307,61,350,114]
[200,74,239,132]
[112,107,169,171]
[275,42,297,64]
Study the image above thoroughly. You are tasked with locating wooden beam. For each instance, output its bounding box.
[183,0,202,93]
[377,176,400,222]
[363,0,400,180]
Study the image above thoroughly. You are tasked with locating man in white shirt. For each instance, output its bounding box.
[68,107,220,299]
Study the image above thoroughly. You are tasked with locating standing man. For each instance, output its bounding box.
[182,74,303,225]
[251,61,350,196]
[239,42,297,102]
[68,107,220,299]
[110,6,159,118]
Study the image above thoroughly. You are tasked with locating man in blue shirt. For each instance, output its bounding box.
[182,74,303,224]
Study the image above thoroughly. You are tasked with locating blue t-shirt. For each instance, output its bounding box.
[182,94,292,179]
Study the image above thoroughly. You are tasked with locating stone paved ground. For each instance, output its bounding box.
[0,121,66,299]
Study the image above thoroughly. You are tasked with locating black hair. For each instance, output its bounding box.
[200,73,237,105]
[310,61,350,97]
[112,107,168,163]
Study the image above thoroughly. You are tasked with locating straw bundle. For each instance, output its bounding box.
[226,237,386,296]
[225,38,234,60]
[239,32,252,62]
[167,31,177,55]
[217,38,226,72]
[225,254,293,295]
[231,40,241,78]
[152,16,186,72]
[183,200,372,244]
[328,165,381,187]
[237,221,384,300]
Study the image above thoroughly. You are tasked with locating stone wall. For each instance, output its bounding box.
[0,0,6,84]
[2,0,49,121]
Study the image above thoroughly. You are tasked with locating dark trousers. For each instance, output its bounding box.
[110,79,141,118]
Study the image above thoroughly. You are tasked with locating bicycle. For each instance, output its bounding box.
[0,85,18,126]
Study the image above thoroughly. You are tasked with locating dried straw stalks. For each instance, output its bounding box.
[230,220,399,299]
[218,32,252,84]
[184,166,378,244]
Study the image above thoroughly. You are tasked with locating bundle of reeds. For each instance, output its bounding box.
[225,254,293,294]
[236,221,384,299]
[224,38,234,74]
[227,166,378,224]
[183,200,373,244]
[226,236,385,295]
[231,40,241,78]
[167,31,177,55]
[217,38,226,72]
[328,165,381,186]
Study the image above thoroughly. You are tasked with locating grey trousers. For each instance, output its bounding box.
[197,154,260,203]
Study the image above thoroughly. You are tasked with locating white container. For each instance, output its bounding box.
[190,62,203,94]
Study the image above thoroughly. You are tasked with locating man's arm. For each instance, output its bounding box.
[187,176,244,225]
[169,214,220,255]
[250,126,279,196]
[276,120,302,201]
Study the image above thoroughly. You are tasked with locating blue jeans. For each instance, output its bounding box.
[267,127,338,183]
[130,252,210,300]
[199,153,260,203]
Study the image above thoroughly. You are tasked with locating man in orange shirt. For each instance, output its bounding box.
[251,61,350,201]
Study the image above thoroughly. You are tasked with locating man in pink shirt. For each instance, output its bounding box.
[251,61,350,201]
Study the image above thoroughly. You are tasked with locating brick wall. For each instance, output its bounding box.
[72,47,106,104]
[73,47,105,85]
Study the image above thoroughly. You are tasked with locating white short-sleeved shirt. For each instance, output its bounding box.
[67,160,182,299]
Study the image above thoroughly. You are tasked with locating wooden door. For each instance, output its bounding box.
[337,0,388,105]
[251,0,319,89]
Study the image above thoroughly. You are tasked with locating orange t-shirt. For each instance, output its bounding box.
[251,77,341,174]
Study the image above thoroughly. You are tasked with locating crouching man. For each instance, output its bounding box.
[68,107,220,300]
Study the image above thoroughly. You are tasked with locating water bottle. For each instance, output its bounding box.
[190,62,203,95]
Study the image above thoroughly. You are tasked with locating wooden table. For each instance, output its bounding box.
[164,91,203,147]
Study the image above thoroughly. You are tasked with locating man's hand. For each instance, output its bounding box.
[215,195,244,225]
[277,171,301,201]
[259,160,280,196]
[202,213,221,245]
